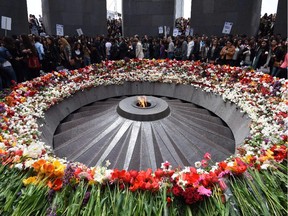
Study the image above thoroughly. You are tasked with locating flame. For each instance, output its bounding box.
[137,96,147,108]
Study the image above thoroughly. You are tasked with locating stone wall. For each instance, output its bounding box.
[0,0,29,36]
[122,0,175,37]
[190,0,262,36]
[42,0,107,36]
[274,0,287,38]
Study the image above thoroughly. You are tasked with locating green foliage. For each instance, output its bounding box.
[0,163,287,216]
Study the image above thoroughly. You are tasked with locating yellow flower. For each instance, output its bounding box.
[243,155,253,163]
[265,149,274,159]
[53,160,65,177]
[23,176,37,186]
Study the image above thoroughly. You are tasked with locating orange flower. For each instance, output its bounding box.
[32,159,46,171]
[41,163,55,176]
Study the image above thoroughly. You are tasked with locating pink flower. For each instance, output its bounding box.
[197,186,212,197]
[219,179,227,191]
[204,153,211,160]
[201,159,208,168]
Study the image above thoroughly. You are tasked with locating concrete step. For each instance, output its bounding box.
[172,111,234,139]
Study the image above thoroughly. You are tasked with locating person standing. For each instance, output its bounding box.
[105,38,112,60]
[34,36,45,67]
[220,40,236,65]
[159,39,166,59]
[207,38,221,64]
[186,36,194,60]
[135,38,144,59]
[118,37,128,59]
[166,36,174,59]
[58,37,72,69]
[269,39,285,76]
[20,34,40,80]
[71,42,84,69]
[252,39,271,70]
[0,40,17,89]
[43,37,60,72]
[181,36,188,61]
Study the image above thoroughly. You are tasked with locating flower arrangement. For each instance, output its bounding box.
[0,59,287,215]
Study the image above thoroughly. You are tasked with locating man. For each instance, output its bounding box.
[166,36,175,59]
[186,36,194,60]
[181,36,188,61]
[105,38,112,60]
[34,36,45,65]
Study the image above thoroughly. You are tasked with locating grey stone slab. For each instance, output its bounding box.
[42,0,107,36]
[122,0,175,37]
[0,0,29,36]
[274,0,287,38]
[190,0,262,36]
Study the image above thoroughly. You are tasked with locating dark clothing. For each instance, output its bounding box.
[207,46,221,63]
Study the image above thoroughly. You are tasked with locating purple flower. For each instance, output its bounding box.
[63,163,75,187]
[82,191,91,206]
[46,206,57,216]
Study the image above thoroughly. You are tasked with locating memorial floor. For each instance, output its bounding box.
[53,96,235,170]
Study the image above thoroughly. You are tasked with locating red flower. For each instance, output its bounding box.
[182,187,203,204]
[48,178,63,191]
[111,169,131,183]
[154,168,164,179]
[172,185,183,196]
[229,158,247,175]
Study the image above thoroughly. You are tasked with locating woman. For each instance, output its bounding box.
[58,37,72,69]
[232,39,243,66]
[43,37,60,72]
[71,42,84,69]
[252,39,271,70]
[207,38,221,64]
[269,39,285,76]
[20,34,40,80]
[220,40,235,66]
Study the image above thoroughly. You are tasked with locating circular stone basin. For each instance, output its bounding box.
[117,96,170,121]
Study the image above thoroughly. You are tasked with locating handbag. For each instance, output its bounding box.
[28,56,41,69]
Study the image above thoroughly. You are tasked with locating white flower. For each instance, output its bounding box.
[194,161,201,168]
[23,142,44,158]
[14,163,24,170]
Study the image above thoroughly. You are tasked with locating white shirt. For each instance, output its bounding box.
[105,42,112,56]
[187,41,194,58]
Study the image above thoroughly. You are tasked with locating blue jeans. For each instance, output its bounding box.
[168,52,174,59]
[84,57,91,66]
[271,66,279,77]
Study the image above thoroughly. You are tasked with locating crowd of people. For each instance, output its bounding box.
[0,12,286,91]
[107,18,122,38]
[258,13,276,37]
[28,14,45,36]
[175,17,191,36]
